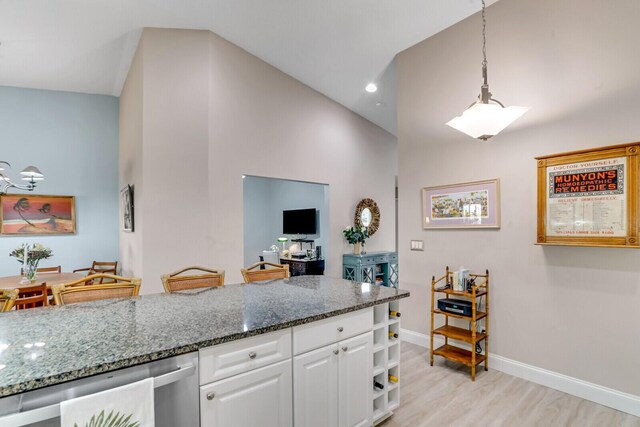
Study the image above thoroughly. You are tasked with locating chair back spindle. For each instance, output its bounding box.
[52,274,140,305]
[161,266,225,293]
[15,283,49,310]
[241,262,290,283]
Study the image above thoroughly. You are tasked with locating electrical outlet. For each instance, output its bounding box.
[410,240,424,251]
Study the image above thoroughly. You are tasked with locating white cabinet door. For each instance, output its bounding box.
[293,343,339,427]
[200,359,292,427]
[338,332,373,427]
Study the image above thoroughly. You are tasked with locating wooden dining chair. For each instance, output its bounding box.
[20,265,62,275]
[15,283,48,310]
[52,275,141,305]
[161,266,225,293]
[1,289,19,312]
[241,262,290,283]
[74,261,118,283]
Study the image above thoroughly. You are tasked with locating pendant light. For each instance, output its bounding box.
[0,161,45,195]
[446,0,528,140]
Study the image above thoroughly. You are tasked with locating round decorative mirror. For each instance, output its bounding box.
[361,208,372,227]
[355,198,380,235]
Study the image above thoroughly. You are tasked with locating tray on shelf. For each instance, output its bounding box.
[435,287,487,298]
[433,325,486,344]
[433,308,487,321]
[432,344,486,367]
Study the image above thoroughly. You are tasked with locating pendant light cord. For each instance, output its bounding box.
[481,0,487,68]
[479,0,490,103]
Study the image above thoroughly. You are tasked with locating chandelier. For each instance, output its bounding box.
[0,161,45,195]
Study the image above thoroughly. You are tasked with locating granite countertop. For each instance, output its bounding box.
[0,276,409,397]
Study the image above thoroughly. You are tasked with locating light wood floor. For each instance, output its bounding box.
[379,343,640,427]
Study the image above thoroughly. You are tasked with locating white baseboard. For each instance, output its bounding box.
[400,328,431,348]
[400,328,640,417]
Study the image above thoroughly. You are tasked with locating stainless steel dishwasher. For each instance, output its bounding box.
[0,352,199,427]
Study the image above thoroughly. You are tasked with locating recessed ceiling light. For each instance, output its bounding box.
[365,83,377,93]
[376,102,385,107]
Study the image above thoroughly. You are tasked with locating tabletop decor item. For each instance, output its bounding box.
[277,236,288,257]
[422,179,500,229]
[343,225,369,255]
[10,243,53,283]
[0,194,75,235]
[536,142,639,248]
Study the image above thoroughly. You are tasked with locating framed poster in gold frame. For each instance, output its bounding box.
[536,142,639,248]
[0,194,76,235]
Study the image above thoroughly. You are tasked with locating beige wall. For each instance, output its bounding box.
[141,30,213,286]
[120,28,397,293]
[206,29,397,285]
[397,0,640,396]
[119,39,144,277]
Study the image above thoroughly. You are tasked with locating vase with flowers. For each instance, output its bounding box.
[343,225,370,255]
[10,243,53,284]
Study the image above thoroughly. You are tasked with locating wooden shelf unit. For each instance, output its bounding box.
[372,300,401,425]
[430,266,489,381]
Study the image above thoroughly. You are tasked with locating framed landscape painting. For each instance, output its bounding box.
[422,179,500,229]
[0,194,76,235]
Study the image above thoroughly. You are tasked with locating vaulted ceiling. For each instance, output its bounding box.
[0,0,497,135]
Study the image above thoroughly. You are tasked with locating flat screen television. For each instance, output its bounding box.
[283,208,317,234]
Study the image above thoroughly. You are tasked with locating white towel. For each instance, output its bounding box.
[60,377,154,427]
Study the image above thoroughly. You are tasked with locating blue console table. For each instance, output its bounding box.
[342,251,398,288]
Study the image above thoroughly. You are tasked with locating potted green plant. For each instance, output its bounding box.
[10,243,53,283]
[343,225,369,255]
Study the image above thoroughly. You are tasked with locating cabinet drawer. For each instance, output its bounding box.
[199,329,291,385]
[293,308,372,355]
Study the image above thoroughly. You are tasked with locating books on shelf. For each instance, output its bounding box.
[452,268,469,291]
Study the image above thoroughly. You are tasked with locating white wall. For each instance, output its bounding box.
[397,0,640,396]
[243,176,329,266]
[120,28,397,293]
[0,86,119,276]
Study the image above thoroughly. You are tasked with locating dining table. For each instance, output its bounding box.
[0,272,86,290]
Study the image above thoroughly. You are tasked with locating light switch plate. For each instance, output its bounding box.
[410,240,424,251]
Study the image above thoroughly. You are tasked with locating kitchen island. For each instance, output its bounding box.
[0,276,409,426]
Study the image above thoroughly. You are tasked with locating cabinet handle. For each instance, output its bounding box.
[333,349,339,355]
[342,346,348,352]
[207,392,215,400]
[337,326,344,332]
[249,351,257,359]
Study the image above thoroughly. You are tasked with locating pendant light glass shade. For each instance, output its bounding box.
[446,102,528,140]
[20,166,45,181]
[447,0,528,141]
